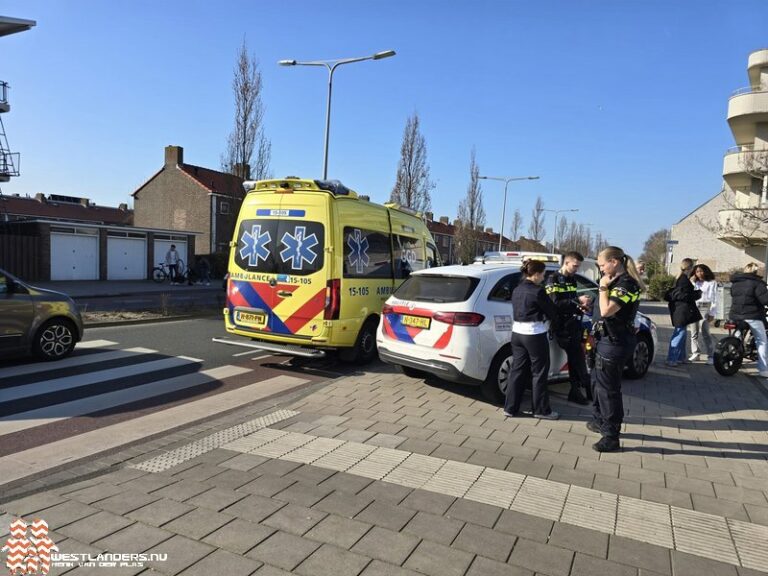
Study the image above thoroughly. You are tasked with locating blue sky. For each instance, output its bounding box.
[2,0,767,257]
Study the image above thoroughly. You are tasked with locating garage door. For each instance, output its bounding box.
[51,233,99,280]
[107,237,147,280]
[154,240,188,272]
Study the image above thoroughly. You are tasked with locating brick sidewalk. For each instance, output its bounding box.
[2,311,767,576]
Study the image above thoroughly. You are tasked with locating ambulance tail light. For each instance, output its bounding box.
[324,279,341,320]
[433,312,485,326]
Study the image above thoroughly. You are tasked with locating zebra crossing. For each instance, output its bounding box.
[0,340,310,484]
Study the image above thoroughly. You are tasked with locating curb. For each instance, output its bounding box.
[84,311,221,328]
[73,287,224,300]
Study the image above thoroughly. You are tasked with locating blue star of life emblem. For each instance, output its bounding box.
[347,229,370,274]
[239,224,271,266]
[280,226,319,270]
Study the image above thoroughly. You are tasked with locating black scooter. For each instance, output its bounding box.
[713,319,758,376]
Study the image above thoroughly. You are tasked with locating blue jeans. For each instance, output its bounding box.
[667,327,687,363]
[745,319,768,373]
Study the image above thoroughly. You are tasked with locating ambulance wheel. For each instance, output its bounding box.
[340,317,379,365]
[482,345,512,405]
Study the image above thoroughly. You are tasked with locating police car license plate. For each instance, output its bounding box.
[401,315,431,329]
[235,311,266,328]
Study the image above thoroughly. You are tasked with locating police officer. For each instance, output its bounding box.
[546,251,592,405]
[504,259,560,420]
[588,246,644,452]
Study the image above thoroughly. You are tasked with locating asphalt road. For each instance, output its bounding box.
[0,317,351,457]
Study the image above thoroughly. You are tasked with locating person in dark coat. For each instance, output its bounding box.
[730,262,768,377]
[665,258,701,367]
[504,259,560,420]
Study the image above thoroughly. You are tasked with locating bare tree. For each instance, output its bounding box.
[527,196,546,242]
[556,216,569,251]
[390,113,433,212]
[640,228,670,267]
[592,232,610,254]
[739,147,768,202]
[455,149,486,263]
[509,209,523,242]
[222,39,271,181]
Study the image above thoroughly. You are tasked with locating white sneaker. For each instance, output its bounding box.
[706,357,714,365]
[688,353,699,362]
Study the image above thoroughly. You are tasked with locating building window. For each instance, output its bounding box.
[220,201,230,215]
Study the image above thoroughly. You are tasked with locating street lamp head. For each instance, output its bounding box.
[373,50,396,60]
[278,59,297,66]
[528,176,540,180]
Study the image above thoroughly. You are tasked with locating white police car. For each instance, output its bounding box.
[377,262,657,403]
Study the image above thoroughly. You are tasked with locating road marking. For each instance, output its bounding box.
[0,347,153,380]
[76,340,118,349]
[0,375,309,486]
[0,365,252,437]
[0,352,196,402]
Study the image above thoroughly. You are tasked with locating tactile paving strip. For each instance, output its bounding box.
[128,409,299,473]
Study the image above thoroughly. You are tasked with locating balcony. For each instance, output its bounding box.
[718,207,768,247]
[728,87,768,143]
[722,145,768,188]
[748,48,768,86]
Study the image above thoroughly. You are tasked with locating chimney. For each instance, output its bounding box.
[118,203,128,211]
[35,193,46,203]
[425,211,434,221]
[439,216,449,225]
[485,227,494,234]
[165,145,184,167]
[80,198,90,207]
[234,162,251,180]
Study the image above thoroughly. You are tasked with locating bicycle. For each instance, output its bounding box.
[151,260,186,284]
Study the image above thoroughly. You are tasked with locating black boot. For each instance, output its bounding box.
[568,387,588,405]
[592,436,620,452]
[584,384,593,401]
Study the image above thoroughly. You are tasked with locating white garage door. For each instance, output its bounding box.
[154,240,188,272]
[107,237,147,280]
[51,233,99,280]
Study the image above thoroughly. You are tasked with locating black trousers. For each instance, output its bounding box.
[591,336,634,439]
[563,337,590,391]
[504,332,551,415]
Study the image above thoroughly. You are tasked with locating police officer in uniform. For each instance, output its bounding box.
[588,246,644,452]
[546,251,592,405]
[504,259,560,420]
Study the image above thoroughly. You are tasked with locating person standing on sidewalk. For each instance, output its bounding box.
[545,250,591,405]
[689,264,717,364]
[165,244,180,285]
[729,262,768,377]
[588,246,643,452]
[504,259,560,420]
[664,258,701,367]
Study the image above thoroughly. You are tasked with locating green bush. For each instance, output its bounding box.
[647,273,676,301]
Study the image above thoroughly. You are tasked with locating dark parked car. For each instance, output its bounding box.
[0,268,84,361]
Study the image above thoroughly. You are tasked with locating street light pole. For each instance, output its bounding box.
[478,175,540,251]
[279,50,396,179]
[543,208,579,251]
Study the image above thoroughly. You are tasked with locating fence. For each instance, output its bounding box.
[0,233,40,280]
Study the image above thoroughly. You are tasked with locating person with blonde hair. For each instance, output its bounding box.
[729,262,768,377]
[586,246,643,452]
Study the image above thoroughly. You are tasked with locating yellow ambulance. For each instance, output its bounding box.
[213,177,441,363]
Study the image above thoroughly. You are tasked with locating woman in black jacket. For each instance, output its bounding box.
[665,258,701,367]
[730,262,768,376]
[504,259,560,420]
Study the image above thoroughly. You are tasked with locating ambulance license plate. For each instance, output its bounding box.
[235,311,266,328]
[401,315,431,329]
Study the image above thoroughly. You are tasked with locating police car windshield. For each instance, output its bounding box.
[394,275,480,303]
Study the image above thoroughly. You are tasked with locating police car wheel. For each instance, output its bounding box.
[33,318,77,361]
[482,345,511,404]
[624,333,653,379]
